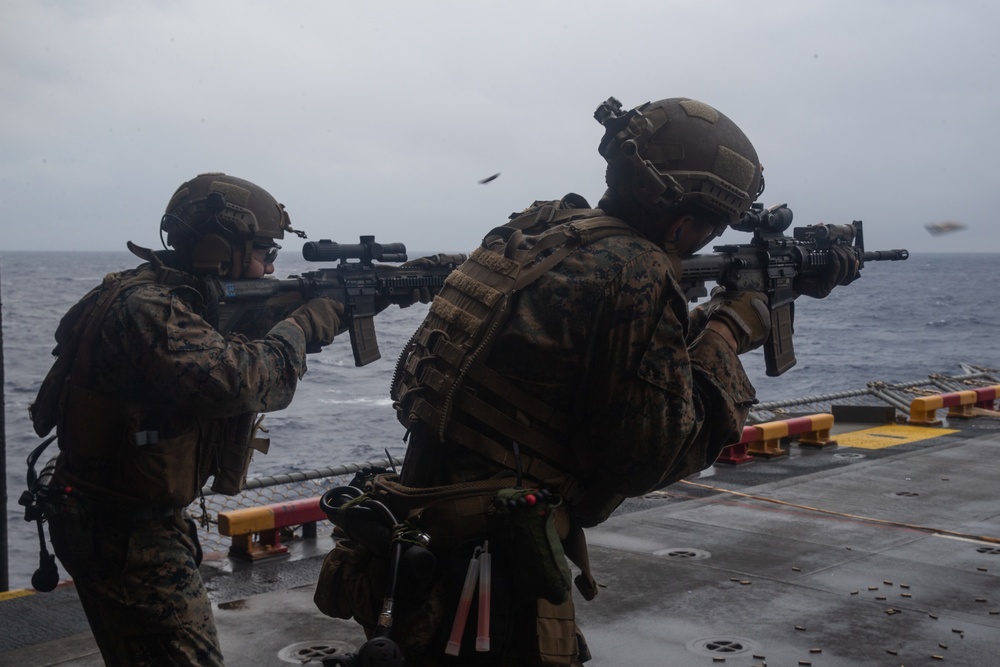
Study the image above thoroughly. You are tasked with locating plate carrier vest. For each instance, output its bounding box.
[391,199,638,522]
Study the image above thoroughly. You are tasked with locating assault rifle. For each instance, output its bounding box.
[680,203,909,377]
[204,236,465,366]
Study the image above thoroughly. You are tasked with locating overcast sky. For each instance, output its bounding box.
[1,0,997,257]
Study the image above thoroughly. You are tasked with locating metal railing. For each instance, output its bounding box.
[186,367,1000,559]
[187,457,400,557]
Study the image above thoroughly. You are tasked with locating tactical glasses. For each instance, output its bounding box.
[252,242,281,265]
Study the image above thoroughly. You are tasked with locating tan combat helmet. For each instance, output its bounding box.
[596,97,763,225]
[160,173,302,276]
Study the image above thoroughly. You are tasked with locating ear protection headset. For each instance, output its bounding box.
[189,192,235,275]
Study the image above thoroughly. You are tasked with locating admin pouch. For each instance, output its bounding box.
[314,538,386,626]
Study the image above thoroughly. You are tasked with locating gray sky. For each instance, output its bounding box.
[1,0,997,256]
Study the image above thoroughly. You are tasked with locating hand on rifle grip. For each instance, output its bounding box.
[289,297,344,350]
[704,287,771,354]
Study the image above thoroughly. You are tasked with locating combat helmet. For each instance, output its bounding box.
[595,97,763,225]
[160,173,302,275]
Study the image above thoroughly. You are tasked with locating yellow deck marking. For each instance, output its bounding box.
[836,424,958,450]
[0,589,35,602]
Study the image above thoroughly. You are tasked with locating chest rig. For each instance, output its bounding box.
[391,200,637,503]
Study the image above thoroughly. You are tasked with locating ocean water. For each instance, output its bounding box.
[2,250,998,588]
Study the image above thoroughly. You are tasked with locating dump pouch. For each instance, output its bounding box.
[488,488,572,604]
[314,538,386,627]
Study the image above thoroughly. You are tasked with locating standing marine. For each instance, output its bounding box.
[315,97,859,665]
[29,173,342,666]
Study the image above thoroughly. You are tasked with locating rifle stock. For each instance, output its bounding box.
[680,204,909,376]
[205,236,465,366]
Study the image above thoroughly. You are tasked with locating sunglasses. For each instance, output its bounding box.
[252,242,281,265]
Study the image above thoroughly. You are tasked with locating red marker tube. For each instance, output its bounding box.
[477,541,491,651]
[445,547,481,656]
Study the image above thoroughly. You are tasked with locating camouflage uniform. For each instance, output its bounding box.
[401,202,754,493]
[388,195,755,665]
[41,256,307,666]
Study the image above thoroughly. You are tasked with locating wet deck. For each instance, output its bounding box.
[4,418,1000,666]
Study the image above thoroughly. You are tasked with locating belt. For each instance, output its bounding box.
[105,504,180,526]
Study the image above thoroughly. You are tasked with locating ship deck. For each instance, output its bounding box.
[3,412,1000,665]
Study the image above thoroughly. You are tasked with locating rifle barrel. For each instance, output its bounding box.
[862,249,909,262]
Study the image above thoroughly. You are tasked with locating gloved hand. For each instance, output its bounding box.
[288,297,344,349]
[376,253,468,310]
[794,245,860,299]
[703,287,771,354]
[403,253,468,268]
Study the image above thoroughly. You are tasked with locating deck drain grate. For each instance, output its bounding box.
[653,547,711,560]
[278,640,357,664]
[834,452,866,459]
[976,546,1000,555]
[894,491,920,497]
[686,636,761,658]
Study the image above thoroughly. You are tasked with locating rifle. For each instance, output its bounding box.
[203,235,465,366]
[680,203,909,377]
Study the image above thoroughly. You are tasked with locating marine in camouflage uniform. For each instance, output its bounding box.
[389,194,757,667]
[317,98,859,665]
[30,174,342,666]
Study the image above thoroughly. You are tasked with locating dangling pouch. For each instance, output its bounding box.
[314,539,386,626]
[210,413,269,495]
[536,598,583,666]
[488,488,572,604]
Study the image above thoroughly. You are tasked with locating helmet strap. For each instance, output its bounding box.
[240,238,254,276]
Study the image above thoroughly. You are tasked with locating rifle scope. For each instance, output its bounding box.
[302,235,407,264]
[733,203,793,234]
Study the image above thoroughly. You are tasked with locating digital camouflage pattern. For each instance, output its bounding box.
[80,263,304,419]
[44,256,309,665]
[52,261,307,503]
[48,498,221,666]
[401,197,755,502]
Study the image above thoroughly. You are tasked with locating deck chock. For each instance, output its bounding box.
[218,497,326,561]
[747,414,837,458]
[908,385,1000,426]
[716,426,758,465]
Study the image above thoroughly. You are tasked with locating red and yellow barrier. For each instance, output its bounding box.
[715,426,759,465]
[716,414,836,463]
[908,385,1000,426]
[218,497,327,560]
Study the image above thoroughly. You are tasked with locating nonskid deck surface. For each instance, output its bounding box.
[4,418,999,666]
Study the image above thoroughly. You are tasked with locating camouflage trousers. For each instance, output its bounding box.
[47,494,223,666]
